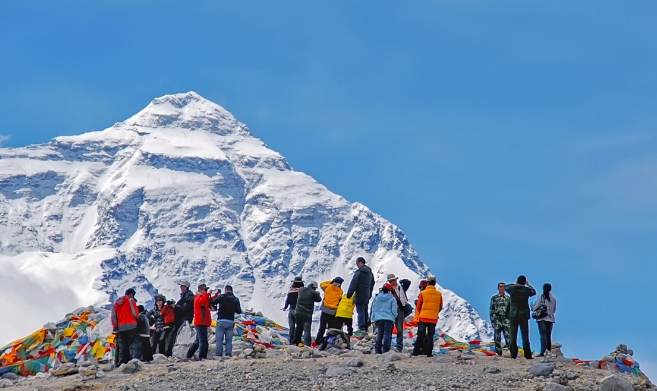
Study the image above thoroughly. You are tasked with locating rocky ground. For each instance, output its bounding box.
[4,348,650,391]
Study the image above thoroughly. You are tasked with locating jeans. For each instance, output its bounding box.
[334,316,353,336]
[215,320,235,357]
[187,326,209,360]
[151,328,171,356]
[374,320,394,354]
[394,308,405,350]
[509,317,532,359]
[412,321,436,356]
[315,311,336,344]
[287,308,297,344]
[294,313,313,346]
[537,321,554,356]
[356,303,369,331]
[118,328,142,364]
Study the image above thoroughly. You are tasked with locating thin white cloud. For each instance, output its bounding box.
[0,135,10,146]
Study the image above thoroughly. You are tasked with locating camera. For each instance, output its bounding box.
[166,299,175,306]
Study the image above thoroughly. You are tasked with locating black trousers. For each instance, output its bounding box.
[140,336,153,362]
[412,322,436,357]
[334,316,353,336]
[315,312,336,344]
[151,328,171,356]
[118,329,142,364]
[537,321,554,356]
[509,317,532,359]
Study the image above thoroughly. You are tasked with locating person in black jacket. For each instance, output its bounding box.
[293,281,322,346]
[166,280,195,356]
[504,275,536,359]
[282,276,304,345]
[346,257,376,332]
[212,285,242,358]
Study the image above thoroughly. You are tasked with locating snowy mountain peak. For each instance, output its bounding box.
[0,94,493,342]
[122,91,250,137]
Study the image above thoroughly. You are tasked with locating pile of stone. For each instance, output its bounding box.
[0,306,114,380]
[598,344,653,389]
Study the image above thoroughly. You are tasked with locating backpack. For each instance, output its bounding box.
[531,295,548,320]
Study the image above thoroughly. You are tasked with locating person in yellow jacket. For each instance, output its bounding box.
[334,294,356,336]
[316,277,344,344]
[411,276,443,357]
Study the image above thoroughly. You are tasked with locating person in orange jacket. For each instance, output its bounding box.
[186,284,218,360]
[111,288,142,364]
[316,277,344,345]
[411,276,443,357]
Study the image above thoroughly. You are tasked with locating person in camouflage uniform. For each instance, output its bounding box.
[489,282,510,356]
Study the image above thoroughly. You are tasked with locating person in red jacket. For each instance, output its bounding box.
[111,288,143,364]
[186,284,218,360]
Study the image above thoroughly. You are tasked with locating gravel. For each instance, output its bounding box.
[5,351,650,391]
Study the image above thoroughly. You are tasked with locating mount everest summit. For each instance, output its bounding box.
[0,92,492,342]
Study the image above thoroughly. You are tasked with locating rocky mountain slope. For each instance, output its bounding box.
[0,92,492,341]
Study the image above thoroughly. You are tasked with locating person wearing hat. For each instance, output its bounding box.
[346,257,376,333]
[186,284,217,360]
[315,276,344,345]
[293,281,322,346]
[411,276,443,357]
[370,283,398,354]
[387,274,411,352]
[282,276,304,343]
[111,288,143,364]
[166,280,196,356]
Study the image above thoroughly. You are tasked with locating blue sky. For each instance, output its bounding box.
[2,1,656,376]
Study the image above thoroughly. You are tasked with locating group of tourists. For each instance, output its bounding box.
[490,275,557,359]
[110,281,242,365]
[282,256,445,356]
[111,256,557,365]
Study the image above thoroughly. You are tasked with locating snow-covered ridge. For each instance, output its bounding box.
[0,92,492,342]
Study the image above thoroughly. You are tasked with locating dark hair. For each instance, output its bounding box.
[517,275,527,285]
[498,282,505,287]
[138,305,145,313]
[543,283,552,301]
[292,281,304,288]
[381,285,390,293]
[356,257,366,265]
[428,280,436,286]
[224,285,233,292]
[125,288,136,297]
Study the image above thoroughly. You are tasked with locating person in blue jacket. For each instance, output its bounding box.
[370,283,398,354]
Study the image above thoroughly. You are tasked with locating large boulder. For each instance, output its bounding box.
[119,359,145,374]
[599,375,634,391]
[172,322,196,358]
[152,354,168,364]
[529,362,557,377]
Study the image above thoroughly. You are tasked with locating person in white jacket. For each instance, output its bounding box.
[532,283,557,356]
